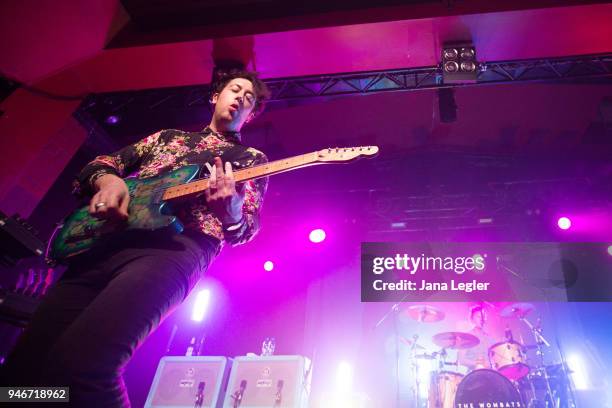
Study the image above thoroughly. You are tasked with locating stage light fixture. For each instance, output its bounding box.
[460,47,475,59]
[105,115,120,125]
[557,216,572,230]
[335,361,353,394]
[442,43,479,83]
[443,48,458,59]
[567,353,589,390]
[461,61,476,72]
[444,61,459,73]
[309,228,326,243]
[191,289,211,322]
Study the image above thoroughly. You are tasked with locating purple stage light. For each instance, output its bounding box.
[264,261,274,271]
[607,245,612,256]
[191,289,211,322]
[309,228,326,243]
[557,216,572,230]
[105,115,120,125]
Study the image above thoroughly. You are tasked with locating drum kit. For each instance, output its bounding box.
[402,304,576,408]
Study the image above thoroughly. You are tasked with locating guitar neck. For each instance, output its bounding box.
[162,152,318,201]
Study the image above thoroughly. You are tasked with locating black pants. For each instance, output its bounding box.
[0,231,218,407]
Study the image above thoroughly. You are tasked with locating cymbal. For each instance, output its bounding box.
[500,303,535,319]
[405,305,445,323]
[433,332,480,350]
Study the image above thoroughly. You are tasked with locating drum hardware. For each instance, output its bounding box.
[399,335,426,350]
[373,298,408,408]
[414,353,437,360]
[501,302,536,319]
[520,316,556,407]
[386,302,577,408]
[552,337,577,408]
[500,303,577,407]
[381,304,446,408]
[408,346,465,408]
[408,339,455,407]
[520,363,577,408]
[432,331,480,350]
[405,305,446,323]
[406,334,425,408]
[424,332,480,408]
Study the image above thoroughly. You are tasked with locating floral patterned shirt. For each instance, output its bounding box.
[73,127,268,248]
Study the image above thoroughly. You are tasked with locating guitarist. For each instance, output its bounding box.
[0,70,270,407]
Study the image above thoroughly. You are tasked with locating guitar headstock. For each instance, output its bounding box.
[315,146,379,162]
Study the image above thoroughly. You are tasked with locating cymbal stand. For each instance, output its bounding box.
[373,295,411,408]
[521,317,555,408]
[411,345,420,408]
[553,336,577,408]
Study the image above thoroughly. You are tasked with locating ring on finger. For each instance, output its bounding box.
[95,202,107,208]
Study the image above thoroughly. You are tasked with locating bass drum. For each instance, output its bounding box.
[454,369,524,407]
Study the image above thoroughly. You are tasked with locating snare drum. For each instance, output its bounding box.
[488,341,530,380]
[428,371,463,408]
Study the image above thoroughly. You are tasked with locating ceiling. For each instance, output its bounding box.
[0,0,611,93]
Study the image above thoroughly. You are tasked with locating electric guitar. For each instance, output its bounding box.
[47,146,379,262]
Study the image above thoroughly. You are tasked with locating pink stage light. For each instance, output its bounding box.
[264,261,274,271]
[191,289,211,322]
[309,228,326,243]
[557,216,572,230]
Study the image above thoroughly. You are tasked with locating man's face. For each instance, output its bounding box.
[211,78,256,129]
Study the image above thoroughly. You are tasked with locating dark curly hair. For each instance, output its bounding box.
[211,69,270,117]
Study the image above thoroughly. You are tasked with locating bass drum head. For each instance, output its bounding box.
[454,369,524,407]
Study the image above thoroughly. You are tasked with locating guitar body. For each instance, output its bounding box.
[49,165,201,262]
[47,145,379,263]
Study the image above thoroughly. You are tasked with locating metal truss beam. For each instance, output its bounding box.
[77,53,612,134]
[266,53,612,101]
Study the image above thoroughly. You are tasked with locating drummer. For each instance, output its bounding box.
[457,304,496,371]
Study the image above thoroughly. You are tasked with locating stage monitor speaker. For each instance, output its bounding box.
[222,355,311,408]
[145,356,232,408]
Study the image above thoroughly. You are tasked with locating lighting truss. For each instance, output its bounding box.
[266,53,612,101]
[77,53,612,127]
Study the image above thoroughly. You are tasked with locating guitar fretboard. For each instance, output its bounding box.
[162,152,318,201]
